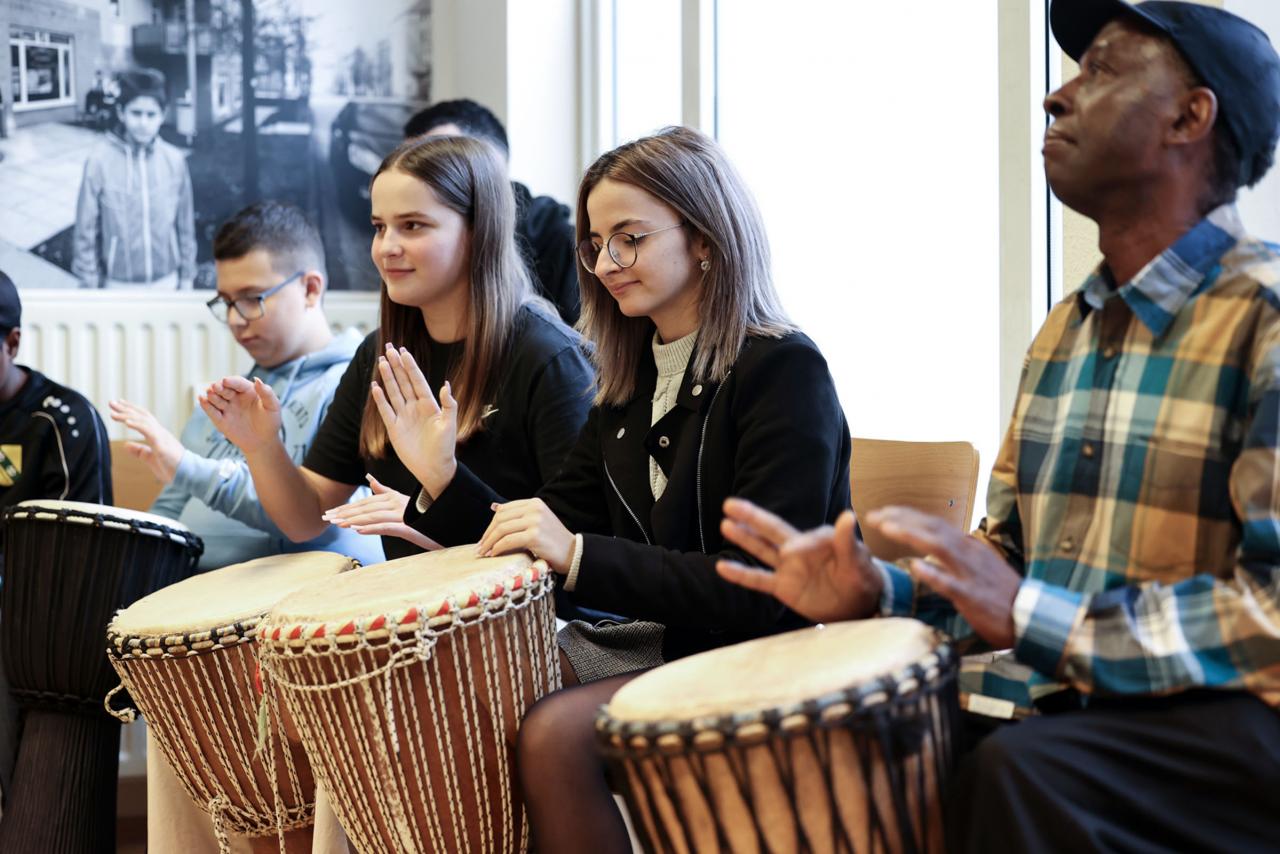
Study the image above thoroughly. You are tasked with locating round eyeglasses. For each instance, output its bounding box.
[577,222,684,273]
[206,271,303,323]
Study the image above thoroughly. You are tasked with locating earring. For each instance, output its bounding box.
[699,259,711,271]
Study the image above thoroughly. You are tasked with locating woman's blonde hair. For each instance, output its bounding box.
[359,135,531,458]
[576,126,793,406]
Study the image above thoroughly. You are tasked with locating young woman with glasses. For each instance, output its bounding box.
[199,135,595,562]
[374,126,852,850]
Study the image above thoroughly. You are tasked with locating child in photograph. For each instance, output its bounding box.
[72,67,196,289]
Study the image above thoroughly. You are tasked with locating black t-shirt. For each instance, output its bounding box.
[0,367,112,511]
[303,303,595,559]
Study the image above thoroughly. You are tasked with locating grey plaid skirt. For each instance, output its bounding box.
[557,618,665,683]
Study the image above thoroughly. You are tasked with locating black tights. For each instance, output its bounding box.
[517,657,645,853]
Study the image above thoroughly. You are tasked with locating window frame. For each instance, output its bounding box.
[9,29,76,113]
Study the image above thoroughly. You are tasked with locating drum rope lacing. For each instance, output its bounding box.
[259,569,561,854]
[105,605,327,850]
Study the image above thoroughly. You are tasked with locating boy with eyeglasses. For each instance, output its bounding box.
[110,201,383,570]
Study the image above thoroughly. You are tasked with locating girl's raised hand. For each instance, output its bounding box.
[370,344,460,500]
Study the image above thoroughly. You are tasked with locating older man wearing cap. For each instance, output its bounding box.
[716,1,1280,849]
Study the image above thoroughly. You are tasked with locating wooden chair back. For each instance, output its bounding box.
[109,440,164,512]
[850,438,981,562]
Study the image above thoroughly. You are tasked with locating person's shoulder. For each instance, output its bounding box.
[514,182,572,232]
[24,372,101,437]
[511,301,585,361]
[735,329,827,376]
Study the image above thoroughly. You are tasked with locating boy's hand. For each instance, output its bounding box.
[370,345,459,500]
[199,376,283,455]
[108,399,184,484]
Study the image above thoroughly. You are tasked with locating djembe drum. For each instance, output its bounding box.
[597,618,960,854]
[0,500,202,852]
[258,546,561,853]
[106,551,358,853]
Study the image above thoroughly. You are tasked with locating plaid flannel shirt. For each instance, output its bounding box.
[879,205,1280,713]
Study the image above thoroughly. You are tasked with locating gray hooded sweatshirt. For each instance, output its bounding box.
[72,130,197,286]
[150,328,385,570]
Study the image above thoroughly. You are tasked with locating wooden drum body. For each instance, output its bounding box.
[106,551,357,848]
[598,619,960,854]
[258,547,561,854]
[0,499,202,853]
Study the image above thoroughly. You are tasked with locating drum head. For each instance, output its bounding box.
[606,618,938,723]
[265,546,537,637]
[109,551,356,639]
[10,499,191,533]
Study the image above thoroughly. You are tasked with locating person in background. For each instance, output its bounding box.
[0,268,112,806]
[718,2,1280,850]
[72,67,196,289]
[405,99,580,324]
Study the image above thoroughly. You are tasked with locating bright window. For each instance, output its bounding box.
[715,4,1004,497]
[9,28,75,112]
[603,0,683,148]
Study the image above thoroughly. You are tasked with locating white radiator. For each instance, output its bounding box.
[19,291,380,440]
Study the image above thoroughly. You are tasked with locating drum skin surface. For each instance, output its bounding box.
[259,546,561,854]
[599,619,961,854]
[107,551,358,842]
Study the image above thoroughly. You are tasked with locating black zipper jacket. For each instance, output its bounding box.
[408,331,851,662]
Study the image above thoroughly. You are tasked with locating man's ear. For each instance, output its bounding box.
[6,328,21,359]
[302,271,325,307]
[1170,86,1218,147]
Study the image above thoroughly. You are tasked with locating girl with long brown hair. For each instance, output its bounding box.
[200,134,593,562]
[374,126,853,850]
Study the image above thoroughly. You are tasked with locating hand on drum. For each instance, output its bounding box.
[322,474,442,551]
[717,499,882,623]
[108,399,185,484]
[865,506,1020,649]
[199,376,283,455]
[369,344,459,500]
[476,498,576,573]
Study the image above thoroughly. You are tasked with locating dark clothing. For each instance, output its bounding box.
[409,331,852,663]
[514,181,579,326]
[303,303,594,560]
[949,692,1280,853]
[0,368,111,510]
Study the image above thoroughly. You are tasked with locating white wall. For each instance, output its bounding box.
[716,3,1004,508]
[434,0,581,205]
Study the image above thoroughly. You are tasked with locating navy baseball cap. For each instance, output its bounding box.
[1050,0,1280,187]
[0,271,20,330]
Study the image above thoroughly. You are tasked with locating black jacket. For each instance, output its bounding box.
[409,331,852,662]
[305,304,595,560]
[514,181,580,326]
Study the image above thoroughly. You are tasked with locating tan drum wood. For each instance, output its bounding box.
[258,546,561,854]
[106,551,358,850]
[598,619,960,854]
